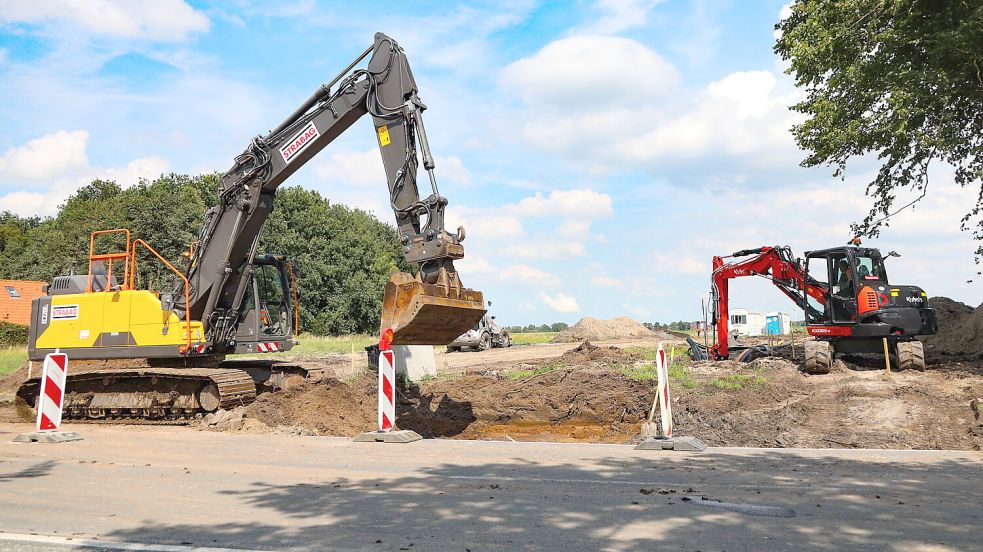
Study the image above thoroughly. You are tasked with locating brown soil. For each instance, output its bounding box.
[922,296,983,357]
[4,337,982,450]
[184,341,983,451]
[552,316,667,343]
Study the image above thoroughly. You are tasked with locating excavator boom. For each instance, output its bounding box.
[179,32,484,347]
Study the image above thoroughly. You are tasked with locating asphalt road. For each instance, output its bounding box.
[0,423,980,551]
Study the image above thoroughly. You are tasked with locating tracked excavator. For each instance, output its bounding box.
[17,33,485,419]
[705,243,936,373]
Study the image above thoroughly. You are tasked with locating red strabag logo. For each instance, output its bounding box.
[279,121,320,164]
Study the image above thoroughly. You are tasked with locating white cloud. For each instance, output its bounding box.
[516,189,614,218]
[314,150,471,201]
[503,36,803,177]
[511,264,561,286]
[0,130,168,217]
[436,156,473,187]
[314,150,386,188]
[556,219,591,238]
[591,275,622,287]
[0,0,211,41]
[0,130,89,181]
[573,0,668,35]
[501,35,680,110]
[651,253,705,275]
[507,241,586,260]
[540,292,581,313]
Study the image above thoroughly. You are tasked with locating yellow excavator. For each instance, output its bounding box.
[18,33,485,419]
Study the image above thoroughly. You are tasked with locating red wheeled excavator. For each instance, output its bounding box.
[17,33,486,419]
[706,244,937,373]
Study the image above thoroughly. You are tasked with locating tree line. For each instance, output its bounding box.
[0,174,409,335]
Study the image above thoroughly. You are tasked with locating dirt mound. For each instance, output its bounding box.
[559,341,641,364]
[922,297,983,356]
[398,367,653,441]
[237,376,377,437]
[553,316,661,343]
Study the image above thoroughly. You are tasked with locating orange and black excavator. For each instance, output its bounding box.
[706,244,936,373]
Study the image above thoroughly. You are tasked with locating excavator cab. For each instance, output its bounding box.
[232,255,297,354]
[803,246,937,370]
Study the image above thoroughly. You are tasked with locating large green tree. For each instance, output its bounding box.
[775,1,983,259]
[0,175,406,335]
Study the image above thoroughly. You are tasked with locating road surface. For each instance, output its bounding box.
[0,423,980,551]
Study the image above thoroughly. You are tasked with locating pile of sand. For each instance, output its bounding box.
[552,316,661,343]
[922,297,983,356]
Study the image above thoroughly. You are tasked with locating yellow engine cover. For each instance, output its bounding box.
[34,290,204,351]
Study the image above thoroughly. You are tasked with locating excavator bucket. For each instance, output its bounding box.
[380,272,486,345]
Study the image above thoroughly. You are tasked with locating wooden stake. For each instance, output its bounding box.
[791,332,796,360]
[669,346,675,366]
[882,337,891,374]
[351,341,356,374]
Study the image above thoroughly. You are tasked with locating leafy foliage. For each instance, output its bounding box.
[0,321,29,347]
[0,174,407,336]
[775,1,983,259]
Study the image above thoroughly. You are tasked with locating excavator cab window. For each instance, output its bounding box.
[255,262,289,337]
[805,255,830,325]
[854,255,886,283]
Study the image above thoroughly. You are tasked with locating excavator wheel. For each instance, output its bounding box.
[803,340,832,375]
[896,340,926,372]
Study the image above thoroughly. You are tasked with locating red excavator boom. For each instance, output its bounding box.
[710,246,826,360]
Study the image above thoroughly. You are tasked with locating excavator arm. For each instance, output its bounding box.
[179,32,483,349]
[710,246,826,359]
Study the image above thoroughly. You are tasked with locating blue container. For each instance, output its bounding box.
[765,315,781,335]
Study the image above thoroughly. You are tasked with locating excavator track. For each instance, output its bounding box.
[16,368,257,421]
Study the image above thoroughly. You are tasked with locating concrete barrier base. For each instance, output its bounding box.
[13,431,83,444]
[391,345,437,381]
[635,436,706,452]
[353,430,423,443]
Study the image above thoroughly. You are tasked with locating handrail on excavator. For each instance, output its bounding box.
[87,229,131,293]
[129,239,194,354]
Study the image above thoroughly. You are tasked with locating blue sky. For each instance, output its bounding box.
[0,0,980,325]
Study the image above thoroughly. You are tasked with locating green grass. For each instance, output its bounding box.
[620,347,699,389]
[505,360,566,380]
[510,332,558,345]
[0,347,27,375]
[708,373,767,390]
[233,334,379,359]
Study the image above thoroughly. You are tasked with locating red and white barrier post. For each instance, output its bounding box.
[354,328,422,443]
[377,329,396,433]
[14,351,82,443]
[37,352,68,431]
[655,343,673,438]
[635,343,706,451]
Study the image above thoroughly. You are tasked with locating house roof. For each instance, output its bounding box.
[0,280,46,326]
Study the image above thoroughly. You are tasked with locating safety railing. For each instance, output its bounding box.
[128,239,193,354]
[87,229,131,293]
[287,261,300,338]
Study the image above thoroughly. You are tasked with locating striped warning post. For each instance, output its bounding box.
[378,348,396,432]
[36,352,69,432]
[377,328,396,433]
[655,343,673,438]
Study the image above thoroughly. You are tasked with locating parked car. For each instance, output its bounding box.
[447,314,510,352]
